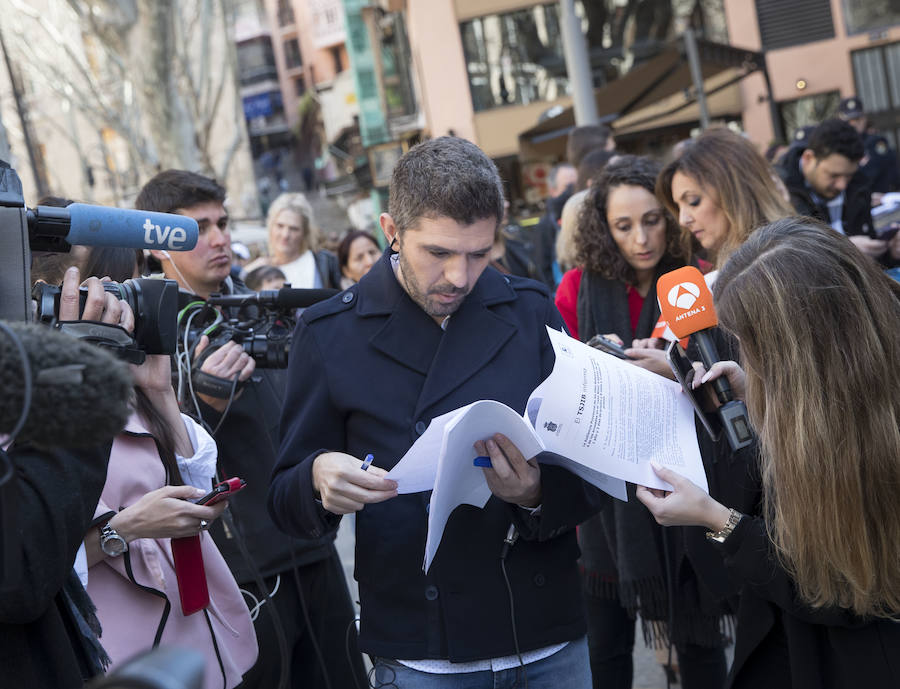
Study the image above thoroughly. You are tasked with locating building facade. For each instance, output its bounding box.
[727,0,900,147]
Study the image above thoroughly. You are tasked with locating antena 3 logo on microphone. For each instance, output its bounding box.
[656,266,718,339]
[667,281,701,310]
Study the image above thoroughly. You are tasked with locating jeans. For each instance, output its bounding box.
[371,636,591,689]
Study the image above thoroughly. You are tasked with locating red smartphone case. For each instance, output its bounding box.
[171,534,209,615]
[196,477,247,506]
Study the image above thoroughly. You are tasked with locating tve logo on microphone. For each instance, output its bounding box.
[142,218,190,250]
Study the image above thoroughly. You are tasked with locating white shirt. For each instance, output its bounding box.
[278,250,319,289]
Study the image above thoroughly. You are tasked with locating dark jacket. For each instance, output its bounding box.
[199,278,336,584]
[0,442,112,688]
[313,249,342,290]
[861,132,900,194]
[720,516,900,689]
[268,250,608,662]
[777,146,873,237]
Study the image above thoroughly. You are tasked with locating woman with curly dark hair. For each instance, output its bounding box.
[555,155,729,689]
[556,154,686,341]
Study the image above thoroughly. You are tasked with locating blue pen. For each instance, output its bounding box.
[360,453,375,471]
[473,455,492,468]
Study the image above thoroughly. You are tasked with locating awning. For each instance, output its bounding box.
[518,38,764,158]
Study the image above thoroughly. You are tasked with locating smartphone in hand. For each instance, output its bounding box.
[195,477,246,506]
[586,334,631,360]
[665,341,721,441]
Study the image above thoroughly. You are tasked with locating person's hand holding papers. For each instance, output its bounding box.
[473,434,541,508]
[636,462,733,532]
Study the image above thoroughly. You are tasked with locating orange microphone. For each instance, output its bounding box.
[657,266,753,450]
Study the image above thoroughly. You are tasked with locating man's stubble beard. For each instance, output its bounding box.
[396,249,465,320]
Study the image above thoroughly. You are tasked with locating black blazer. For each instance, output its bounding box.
[269,250,608,661]
[721,516,900,688]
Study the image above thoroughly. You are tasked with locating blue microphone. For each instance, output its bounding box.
[27,203,199,252]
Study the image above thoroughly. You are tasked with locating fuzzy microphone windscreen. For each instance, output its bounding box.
[0,321,133,449]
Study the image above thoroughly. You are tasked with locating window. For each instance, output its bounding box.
[843,0,900,35]
[459,1,729,113]
[237,38,277,85]
[460,4,568,112]
[277,0,295,27]
[778,91,840,141]
[852,42,900,147]
[283,38,302,70]
[331,45,344,73]
[756,0,834,50]
[295,76,306,97]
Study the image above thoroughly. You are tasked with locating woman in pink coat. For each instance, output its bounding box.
[79,352,258,689]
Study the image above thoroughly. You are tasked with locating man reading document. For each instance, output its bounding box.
[269,137,607,688]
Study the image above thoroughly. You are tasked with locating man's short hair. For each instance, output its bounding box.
[134,169,226,213]
[806,119,865,163]
[548,163,574,191]
[566,125,612,168]
[576,149,615,191]
[388,137,505,233]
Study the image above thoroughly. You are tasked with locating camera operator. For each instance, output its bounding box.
[1,272,134,688]
[34,245,258,688]
[135,170,365,689]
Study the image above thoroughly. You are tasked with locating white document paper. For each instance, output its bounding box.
[534,328,707,492]
[386,327,706,571]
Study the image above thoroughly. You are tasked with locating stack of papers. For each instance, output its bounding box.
[387,327,707,571]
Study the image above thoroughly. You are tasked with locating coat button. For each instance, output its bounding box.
[342,292,354,303]
[424,585,439,600]
[415,421,427,435]
[533,573,546,587]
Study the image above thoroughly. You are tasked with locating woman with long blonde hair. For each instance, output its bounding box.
[656,128,793,269]
[244,192,342,289]
[638,218,900,688]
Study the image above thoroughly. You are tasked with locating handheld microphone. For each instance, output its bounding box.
[656,266,753,451]
[0,322,133,449]
[27,203,199,252]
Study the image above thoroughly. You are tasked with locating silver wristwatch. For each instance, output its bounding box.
[99,521,128,557]
[705,509,743,544]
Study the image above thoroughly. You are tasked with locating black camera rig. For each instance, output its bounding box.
[175,286,337,406]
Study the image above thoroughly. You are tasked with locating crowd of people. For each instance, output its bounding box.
[2,96,899,689]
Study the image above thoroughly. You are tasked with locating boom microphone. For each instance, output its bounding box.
[207,287,340,309]
[657,266,753,450]
[27,203,199,252]
[0,322,133,449]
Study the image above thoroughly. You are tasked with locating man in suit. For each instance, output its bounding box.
[269,137,606,688]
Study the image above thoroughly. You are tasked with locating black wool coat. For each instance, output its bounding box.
[268,250,608,662]
[721,516,900,689]
[0,442,112,688]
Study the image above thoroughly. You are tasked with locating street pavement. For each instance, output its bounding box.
[334,516,706,688]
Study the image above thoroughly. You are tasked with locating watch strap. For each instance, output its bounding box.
[706,508,743,544]
[99,518,128,556]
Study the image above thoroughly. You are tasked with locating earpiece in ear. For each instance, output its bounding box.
[390,237,398,250]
